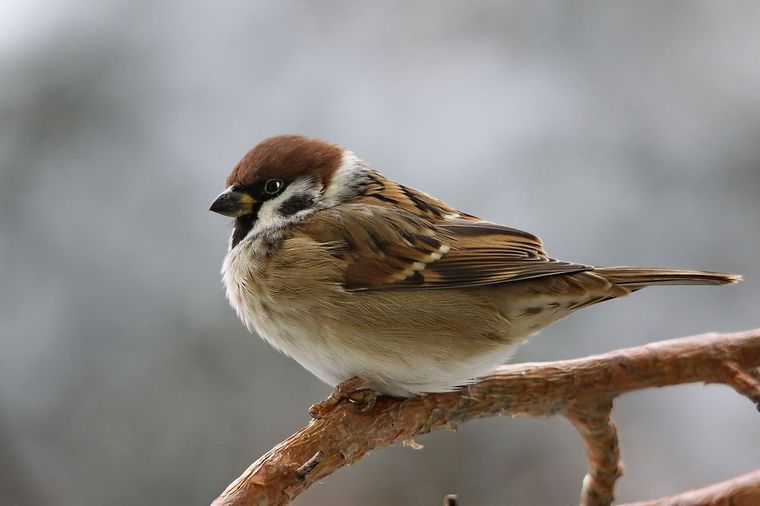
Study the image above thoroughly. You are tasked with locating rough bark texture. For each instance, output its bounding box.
[211,329,760,506]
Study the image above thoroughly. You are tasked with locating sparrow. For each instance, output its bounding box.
[210,134,741,406]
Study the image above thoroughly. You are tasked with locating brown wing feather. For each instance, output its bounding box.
[355,171,477,221]
[420,219,590,288]
[297,185,590,291]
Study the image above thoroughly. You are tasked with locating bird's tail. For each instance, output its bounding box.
[593,266,742,289]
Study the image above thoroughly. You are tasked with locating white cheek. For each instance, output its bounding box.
[253,199,285,232]
[322,150,373,207]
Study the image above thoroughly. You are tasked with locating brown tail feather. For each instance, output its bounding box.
[593,266,742,288]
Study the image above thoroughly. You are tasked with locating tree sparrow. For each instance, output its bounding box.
[210,135,740,404]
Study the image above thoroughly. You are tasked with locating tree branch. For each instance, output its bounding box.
[565,400,622,506]
[211,329,760,506]
[621,469,760,506]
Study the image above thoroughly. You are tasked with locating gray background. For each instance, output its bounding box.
[2,1,759,504]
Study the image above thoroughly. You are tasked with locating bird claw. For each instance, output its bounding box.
[309,377,378,419]
[347,388,378,412]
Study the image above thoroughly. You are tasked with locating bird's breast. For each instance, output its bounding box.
[221,237,351,383]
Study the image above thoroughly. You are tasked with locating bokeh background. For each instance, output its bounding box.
[2,1,759,504]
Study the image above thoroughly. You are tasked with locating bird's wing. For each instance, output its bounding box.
[297,199,590,291]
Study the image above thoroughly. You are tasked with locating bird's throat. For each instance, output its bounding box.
[230,202,262,249]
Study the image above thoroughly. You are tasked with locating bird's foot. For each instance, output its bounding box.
[309,377,379,419]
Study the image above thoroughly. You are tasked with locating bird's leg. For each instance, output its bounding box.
[309,377,379,419]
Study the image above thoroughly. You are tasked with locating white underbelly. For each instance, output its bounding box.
[252,312,360,387]
[243,306,515,396]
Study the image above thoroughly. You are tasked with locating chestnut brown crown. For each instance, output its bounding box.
[226,135,344,189]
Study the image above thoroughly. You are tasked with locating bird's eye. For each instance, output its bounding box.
[263,179,284,195]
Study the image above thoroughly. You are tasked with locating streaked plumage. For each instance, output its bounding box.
[211,135,740,396]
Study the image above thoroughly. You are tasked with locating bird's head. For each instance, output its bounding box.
[210,135,371,248]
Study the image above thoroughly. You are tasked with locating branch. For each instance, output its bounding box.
[621,469,760,506]
[566,401,622,505]
[211,329,760,506]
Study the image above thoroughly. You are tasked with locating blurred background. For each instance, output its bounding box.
[2,1,759,504]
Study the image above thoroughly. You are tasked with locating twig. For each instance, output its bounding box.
[565,400,622,506]
[294,451,323,480]
[717,361,760,408]
[443,494,459,506]
[211,329,760,506]
[621,469,760,506]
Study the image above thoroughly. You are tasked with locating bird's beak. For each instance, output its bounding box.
[209,187,256,217]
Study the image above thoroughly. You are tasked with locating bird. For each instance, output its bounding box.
[210,134,740,412]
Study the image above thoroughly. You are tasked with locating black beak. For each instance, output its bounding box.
[209,187,255,217]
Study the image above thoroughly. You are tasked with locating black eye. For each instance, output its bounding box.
[263,179,283,195]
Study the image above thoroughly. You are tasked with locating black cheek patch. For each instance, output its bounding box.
[279,193,316,217]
